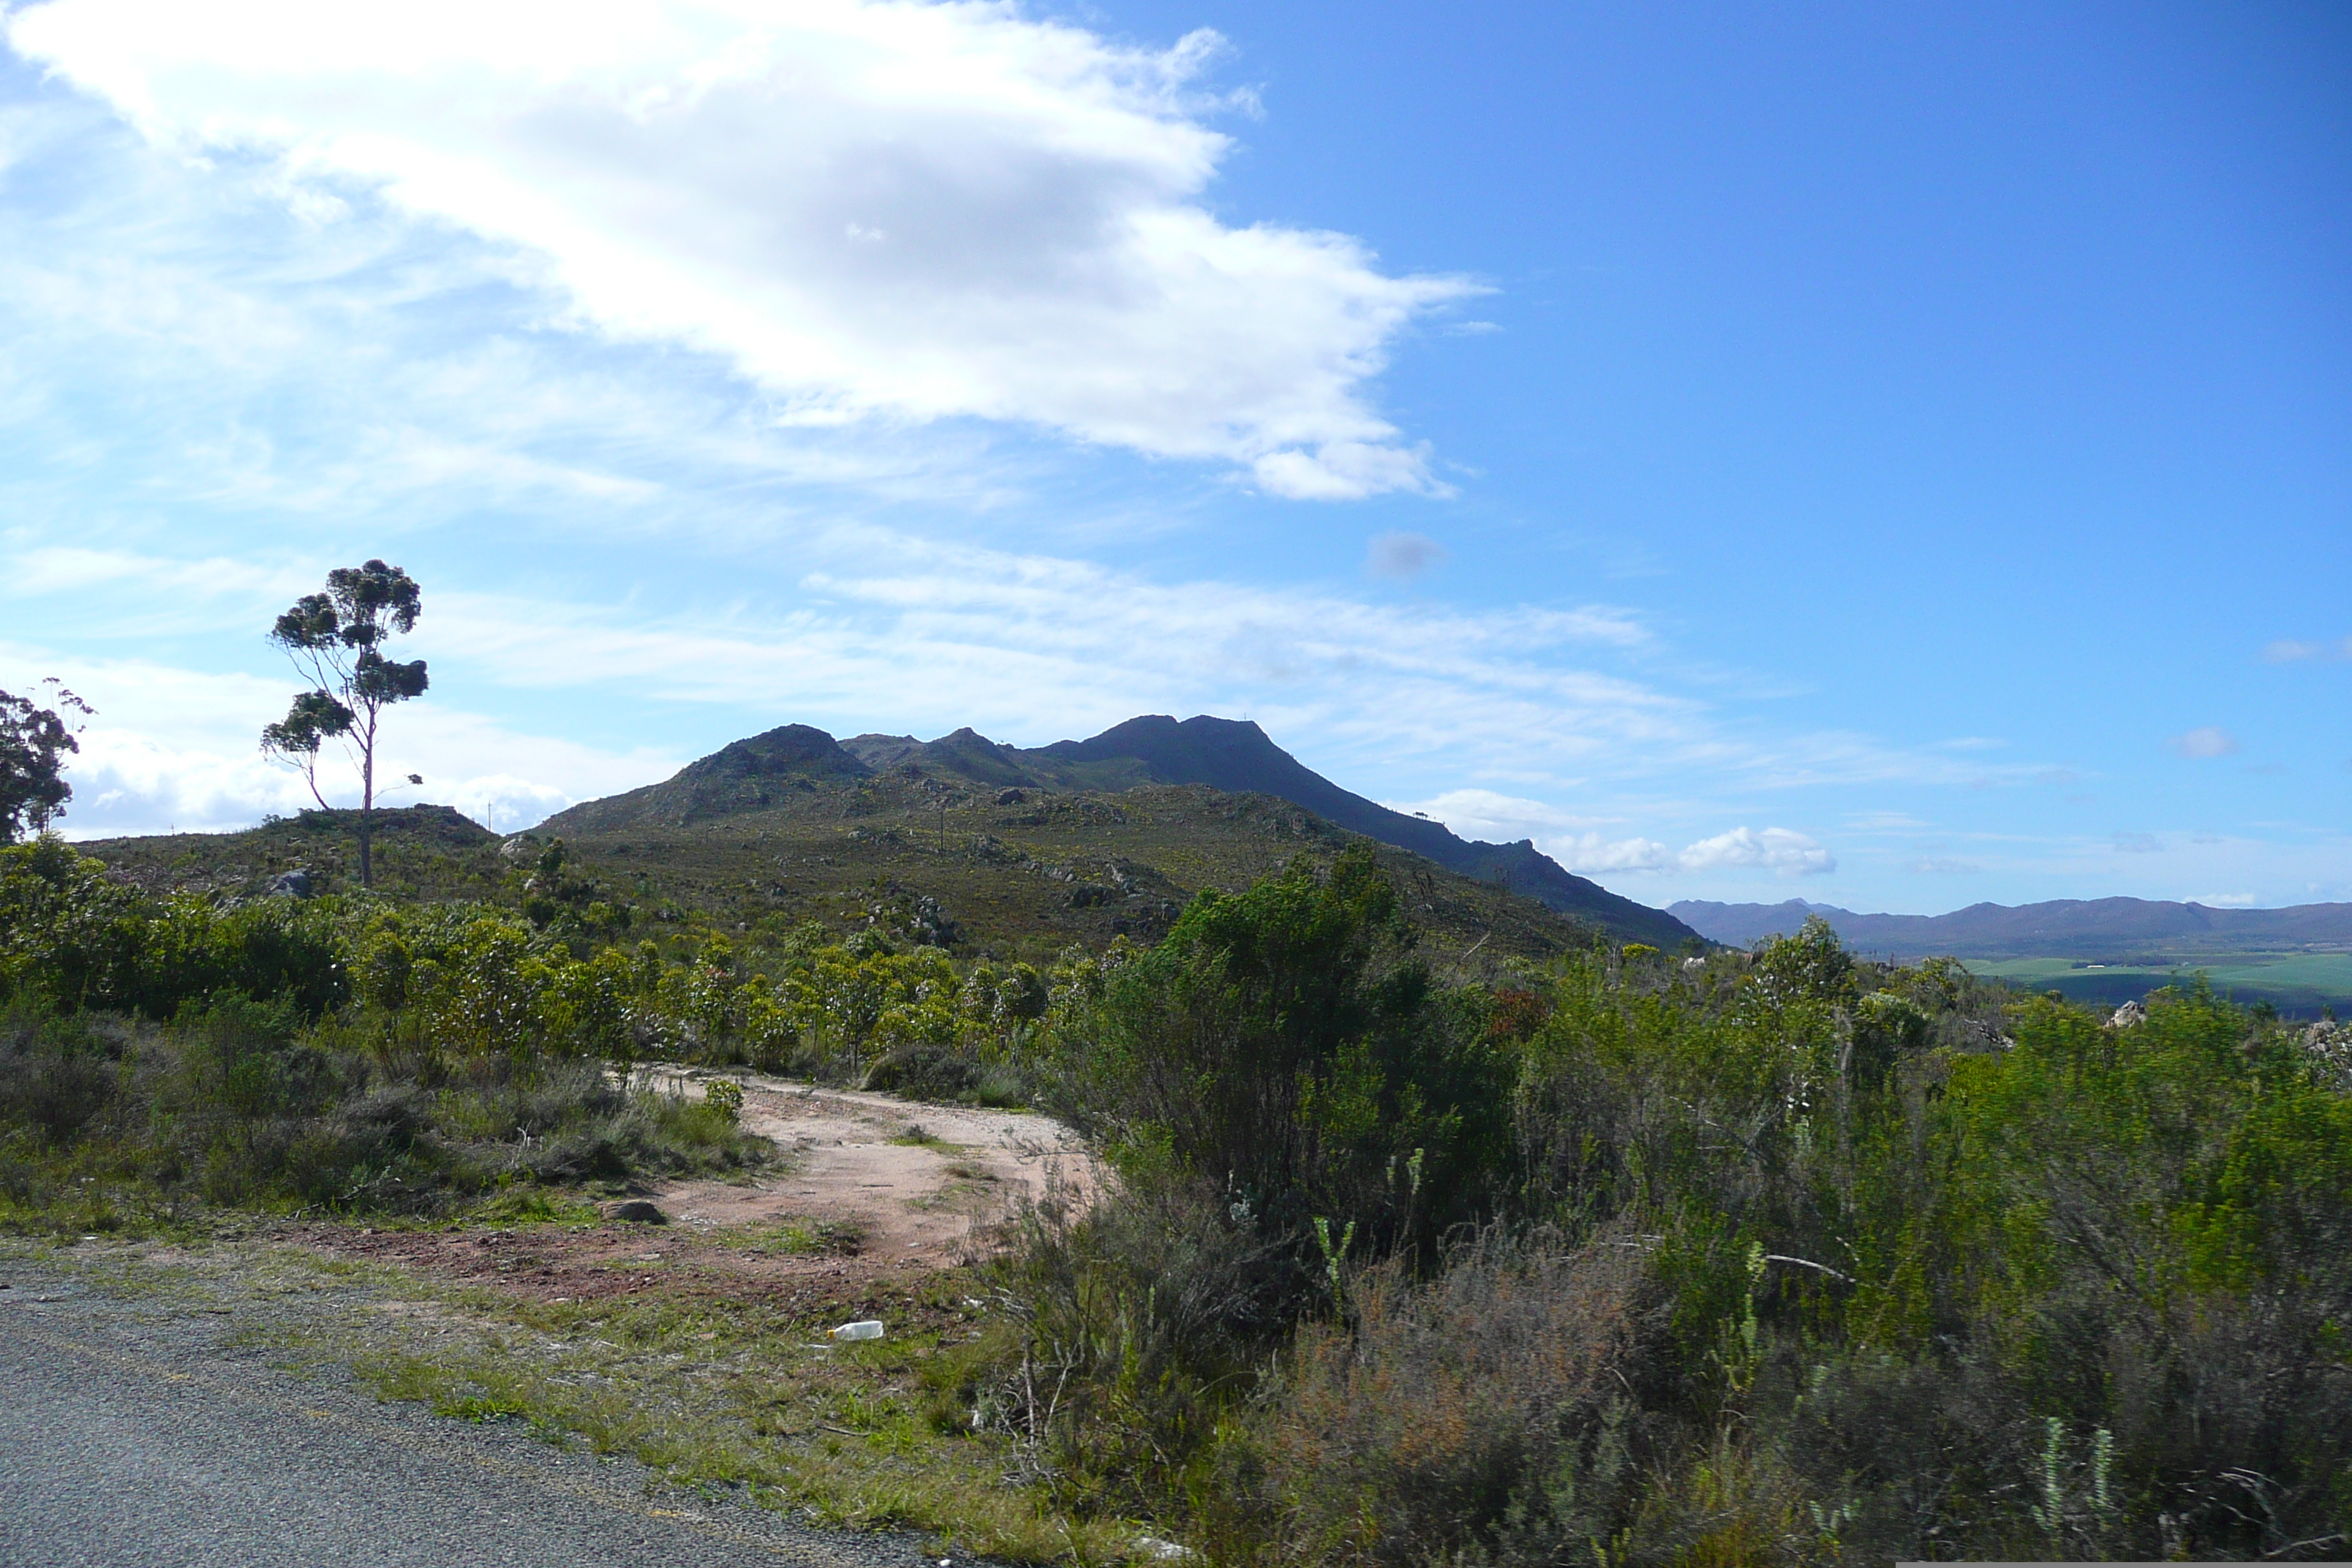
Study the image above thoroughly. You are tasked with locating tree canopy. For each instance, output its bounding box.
[0,679,93,843]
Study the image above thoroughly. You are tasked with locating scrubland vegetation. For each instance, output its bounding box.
[0,832,1098,1227]
[6,828,2349,1562]
[997,848,2352,1564]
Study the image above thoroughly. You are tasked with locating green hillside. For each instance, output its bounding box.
[76,785,1610,968]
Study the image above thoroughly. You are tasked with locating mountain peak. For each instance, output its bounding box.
[685,724,867,781]
[543,712,1702,947]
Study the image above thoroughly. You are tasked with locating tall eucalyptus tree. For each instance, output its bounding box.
[261,559,429,889]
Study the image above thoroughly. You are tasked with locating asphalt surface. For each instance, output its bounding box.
[0,1261,940,1568]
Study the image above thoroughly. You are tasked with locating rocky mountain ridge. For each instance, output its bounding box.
[540,715,1701,949]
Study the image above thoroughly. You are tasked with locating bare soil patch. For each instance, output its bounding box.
[290,1072,1100,1310]
[646,1068,1098,1256]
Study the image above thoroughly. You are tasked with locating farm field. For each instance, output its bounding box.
[1963,950,2352,1017]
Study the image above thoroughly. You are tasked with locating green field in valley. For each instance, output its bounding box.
[1962,951,2352,1017]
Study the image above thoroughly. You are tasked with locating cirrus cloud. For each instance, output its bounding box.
[5,0,1477,498]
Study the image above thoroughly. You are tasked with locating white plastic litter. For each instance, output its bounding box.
[1136,1537,1194,1561]
[831,1319,885,1342]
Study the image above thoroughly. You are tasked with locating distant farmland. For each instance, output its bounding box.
[1670,897,2352,1017]
[1960,951,2352,1017]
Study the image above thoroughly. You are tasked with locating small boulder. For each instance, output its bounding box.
[266,869,313,900]
[607,1199,667,1224]
[995,788,1027,805]
[2108,999,2146,1029]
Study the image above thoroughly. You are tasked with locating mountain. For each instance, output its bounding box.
[1670,897,2352,957]
[543,724,870,834]
[853,715,1697,948]
[542,715,1702,949]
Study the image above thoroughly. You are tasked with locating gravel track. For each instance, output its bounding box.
[0,1258,950,1568]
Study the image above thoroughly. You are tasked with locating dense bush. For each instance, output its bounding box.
[0,991,761,1222]
[0,837,346,1017]
[984,878,2352,1564]
[0,837,1082,1095]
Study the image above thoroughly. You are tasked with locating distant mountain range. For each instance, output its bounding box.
[1670,897,2352,958]
[542,714,1701,949]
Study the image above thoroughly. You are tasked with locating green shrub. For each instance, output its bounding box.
[1049,845,1515,1294]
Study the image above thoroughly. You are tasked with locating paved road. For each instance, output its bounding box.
[0,1264,933,1568]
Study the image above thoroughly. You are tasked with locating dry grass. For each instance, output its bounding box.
[1228,1230,1648,1568]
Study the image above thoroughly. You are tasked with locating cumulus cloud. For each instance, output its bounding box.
[1676,826,1834,877]
[1365,529,1447,581]
[1387,788,1591,841]
[7,0,1478,497]
[2168,726,2239,758]
[1558,832,1674,873]
[1399,799,1836,879]
[1385,788,1668,872]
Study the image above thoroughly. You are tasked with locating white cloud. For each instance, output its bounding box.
[1387,788,1599,841]
[2168,726,2239,758]
[12,532,2084,864]
[2190,892,2256,908]
[1676,826,1834,877]
[1365,529,1447,581]
[419,535,1682,775]
[1557,832,1674,873]
[1,642,674,837]
[2263,636,2351,663]
[7,0,1479,497]
[1382,788,1666,871]
[1390,790,1844,879]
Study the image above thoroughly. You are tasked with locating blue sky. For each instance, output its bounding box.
[1,0,2345,913]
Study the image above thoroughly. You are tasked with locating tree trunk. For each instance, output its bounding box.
[358,709,377,889]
